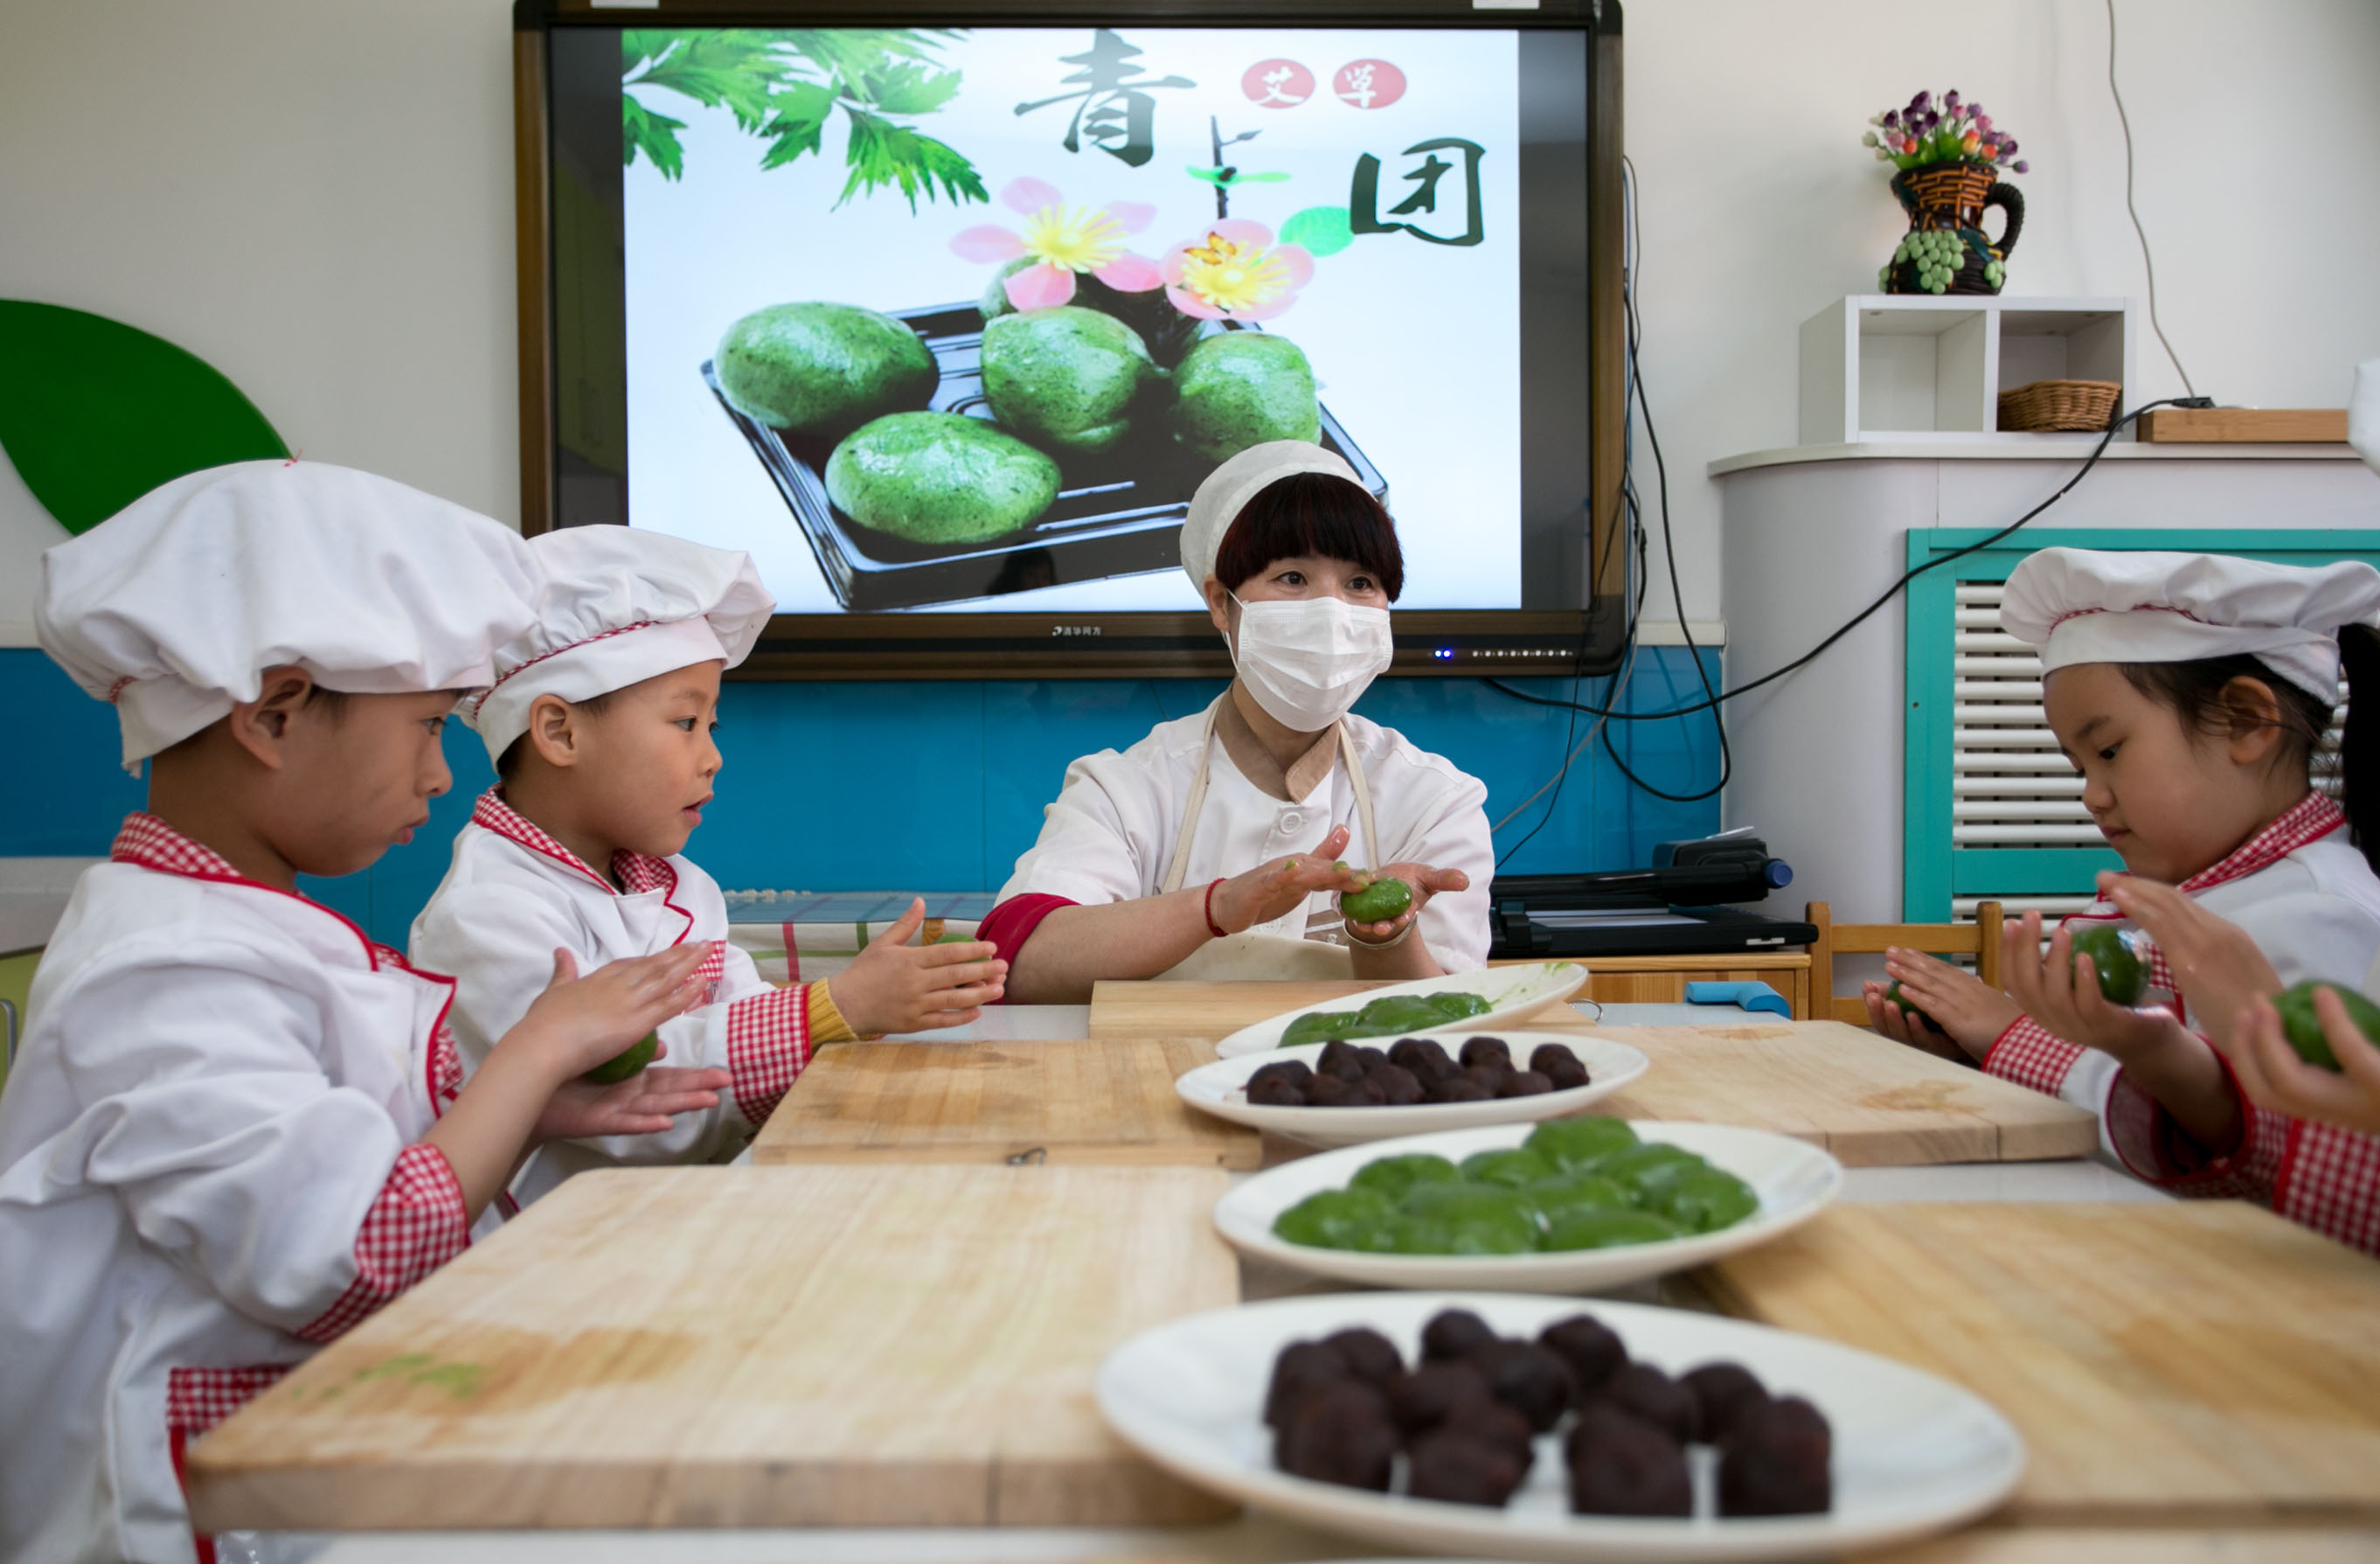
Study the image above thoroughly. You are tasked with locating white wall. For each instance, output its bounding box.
[1625,0,2380,625]
[3,0,2377,640]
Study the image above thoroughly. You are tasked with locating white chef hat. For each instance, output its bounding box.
[1179,439,1363,596]
[462,525,774,764]
[2350,358,2380,476]
[2001,546,2380,703]
[35,460,544,772]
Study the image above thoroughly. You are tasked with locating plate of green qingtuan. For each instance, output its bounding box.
[1213,1119,1843,1294]
[1175,1032,1650,1149]
[1214,963,1589,1060]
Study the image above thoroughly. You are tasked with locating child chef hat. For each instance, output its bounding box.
[1180,440,1364,595]
[36,460,544,771]
[463,525,774,763]
[2001,546,2380,703]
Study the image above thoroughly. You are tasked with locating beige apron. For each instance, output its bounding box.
[1155,703,1379,980]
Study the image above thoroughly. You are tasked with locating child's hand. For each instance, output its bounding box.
[1341,859,1469,946]
[829,899,1008,1037]
[535,1050,733,1142]
[1865,949,2020,1060]
[510,944,712,1082]
[1999,912,2187,1065]
[2218,989,2380,1136]
[2098,872,2281,1048]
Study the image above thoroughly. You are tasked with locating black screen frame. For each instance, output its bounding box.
[514,0,1626,680]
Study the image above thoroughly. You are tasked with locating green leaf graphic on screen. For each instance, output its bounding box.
[0,301,287,535]
[1280,206,1355,258]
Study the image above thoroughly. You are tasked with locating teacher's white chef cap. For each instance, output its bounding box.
[2001,546,2380,703]
[463,525,774,763]
[1180,439,1363,595]
[36,460,544,773]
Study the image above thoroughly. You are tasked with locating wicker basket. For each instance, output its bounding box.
[1998,379,2120,432]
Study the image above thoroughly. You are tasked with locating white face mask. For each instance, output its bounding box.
[1228,594,1394,731]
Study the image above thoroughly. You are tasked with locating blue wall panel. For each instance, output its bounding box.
[0,647,1723,943]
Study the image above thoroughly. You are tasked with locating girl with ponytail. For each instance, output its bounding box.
[1868,549,2380,1256]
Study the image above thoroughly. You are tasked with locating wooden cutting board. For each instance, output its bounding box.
[185,1164,1239,1532]
[751,1038,1259,1169]
[1703,1202,2380,1526]
[1090,984,2094,1165]
[1870,1533,2380,1562]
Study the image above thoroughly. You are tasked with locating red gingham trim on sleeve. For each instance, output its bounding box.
[297,1144,469,1345]
[2275,1121,2380,1258]
[165,1364,290,1439]
[725,983,811,1124]
[2103,1048,2288,1197]
[1981,1016,2085,1096]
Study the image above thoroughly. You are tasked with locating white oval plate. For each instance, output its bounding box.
[1215,963,1589,1059]
[1176,1032,1650,1149]
[1214,1122,1842,1294]
[1097,1292,2023,1563]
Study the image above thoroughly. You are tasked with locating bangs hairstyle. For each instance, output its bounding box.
[1212,471,1404,601]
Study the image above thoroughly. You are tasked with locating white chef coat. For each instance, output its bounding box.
[409,793,780,1205]
[0,820,472,1564]
[995,699,1495,973]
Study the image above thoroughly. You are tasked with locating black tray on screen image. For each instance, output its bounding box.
[701,304,1387,613]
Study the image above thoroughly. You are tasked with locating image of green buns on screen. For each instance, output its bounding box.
[825,411,1060,545]
[1171,331,1320,463]
[715,302,937,440]
[980,307,1160,455]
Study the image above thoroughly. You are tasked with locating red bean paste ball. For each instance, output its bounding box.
[1469,1339,1577,1432]
[1568,1404,1692,1517]
[1315,1039,1367,1082]
[1365,1063,1426,1105]
[1305,1074,1367,1108]
[1386,1359,1495,1439]
[1538,1315,1627,1397]
[1530,1044,1592,1091]
[1439,1397,1536,1461]
[1431,1076,1494,1103]
[1460,1037,1513,1071]
[1355,1045,1390,1071]
[1389,1037,1457,1083]
[1264,1339,1351,1427]
[1248,1059,1311,1094]
[1421,1308,1499,1363]
[1247,1075,1306,1108]
[1588,1362,1696,1444]
[1275,1379,1398,1491]
[1321,1326,1405,1388]
[1408,1429,1530,1507]
[1461,1063,1511,1095]
[1682,1361,1770,1445]
[1717,1395,1832,1516]
[1498,1069,1554,1099]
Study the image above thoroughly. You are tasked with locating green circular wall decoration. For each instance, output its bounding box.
[0,299,288,535]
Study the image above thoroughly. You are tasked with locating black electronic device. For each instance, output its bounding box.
[1487,829,1820,959]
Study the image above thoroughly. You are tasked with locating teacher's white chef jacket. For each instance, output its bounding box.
[991,698,1495,977]
[0,817,482,1564]
[1986,791,2380,1254]
[410,791,844,1206]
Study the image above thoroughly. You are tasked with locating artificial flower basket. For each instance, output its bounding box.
[1865,90,2029,295]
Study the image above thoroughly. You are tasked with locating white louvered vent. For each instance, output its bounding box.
[1947,580,2346,922]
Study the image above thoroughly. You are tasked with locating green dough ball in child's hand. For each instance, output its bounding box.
[1884,979,1939,1032]
[2272,981,2380,1072]
[582,1032,659,1085]
[2068,925,2148,1005]
[1342,877,1414,923]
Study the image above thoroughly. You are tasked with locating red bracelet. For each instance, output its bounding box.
[1204,877,1230,939]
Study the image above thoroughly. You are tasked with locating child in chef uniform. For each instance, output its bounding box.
[1868,547,2380,1255]
[0,462,723,1564]
[411,525,1008,1204]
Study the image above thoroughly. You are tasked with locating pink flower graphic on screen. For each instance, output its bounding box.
[1159,221,1315,321]
[948,177,1162,311]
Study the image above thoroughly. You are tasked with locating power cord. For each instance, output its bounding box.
[2107,0,2201,401]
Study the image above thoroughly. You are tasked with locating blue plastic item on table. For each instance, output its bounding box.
[1683,980,1792,1017]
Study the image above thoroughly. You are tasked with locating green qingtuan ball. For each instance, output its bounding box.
[2272,980,2380,1071]
[715,302,938,440]
[824,412,1061,545]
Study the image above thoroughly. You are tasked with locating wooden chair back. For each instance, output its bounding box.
[1806,900,2003,1028]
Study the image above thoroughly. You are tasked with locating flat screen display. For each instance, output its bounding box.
[550,22,1592,620]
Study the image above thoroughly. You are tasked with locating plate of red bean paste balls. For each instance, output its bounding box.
[1175,1032,1650,1148]
[1212,1119,1842,1293]
[1095,1293,2024,1561]
[1214,963,1588,1058]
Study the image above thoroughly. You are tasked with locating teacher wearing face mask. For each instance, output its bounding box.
[983,441,1493,1002]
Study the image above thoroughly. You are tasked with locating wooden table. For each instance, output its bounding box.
[751,1038,1260,1169]
[188,1164,1239,1532]
[1704,1201,2380,1526]
[1089,984,2095,1165]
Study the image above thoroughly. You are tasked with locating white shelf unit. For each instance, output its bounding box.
[1799,295,2135,444]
